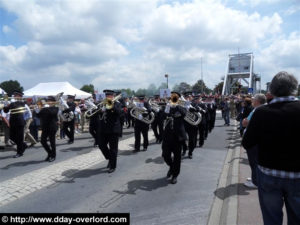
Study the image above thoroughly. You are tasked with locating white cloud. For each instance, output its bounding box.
[0,0,297,92]
[2,25,12,33]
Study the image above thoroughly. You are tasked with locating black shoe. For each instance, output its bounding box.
[45,156,50,161]
[107,161,111,168]
[188,154,193,159]
[13,153,23,158]
[182,150,186,157]
[143,148,147,151]
[132,149,140,153]
[156,139,159,143]
[68,140,74,144]
[167,169,173,179]
[170,176,177,184]
[48,157,56,162]
[108,168,115,173]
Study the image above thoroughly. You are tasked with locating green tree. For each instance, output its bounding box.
[80,84,94,94]
[158,82,168,90]
[0,80,24,97]
[146,83,158,97]
[135,88,147,96]
[213,81,224,94]
[172,82,191,93]
[298,84,300,96]
[192,80,211,94]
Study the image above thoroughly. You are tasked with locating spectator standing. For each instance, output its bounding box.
[242,71,300,225]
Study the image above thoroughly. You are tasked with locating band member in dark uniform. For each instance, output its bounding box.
[151,95,164,143]
[162,91,187,184]
[195,96,207,148]
[4,91,28,158]
[133,95,151,152]
[182,92,198,159]
[98,90,122,173]
[62,95,76,144]
[36,96,59,162]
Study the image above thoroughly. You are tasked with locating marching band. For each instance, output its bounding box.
[0,89,217,184]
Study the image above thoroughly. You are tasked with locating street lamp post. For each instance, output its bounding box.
[165,74,169,89]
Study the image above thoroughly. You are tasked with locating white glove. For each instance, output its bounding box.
[138,114,143,120]
[101,106,106,112]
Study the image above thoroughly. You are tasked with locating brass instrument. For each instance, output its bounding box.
[84,97,98,118]
[10,107,26,114]
[130,102,155,124]
[148,98,166,113]
[57,92,75,122]
[85,94,122,118]
[169,95,202,126]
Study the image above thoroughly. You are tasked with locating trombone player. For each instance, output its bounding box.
[98,90,122,173]
[3,90,28,158]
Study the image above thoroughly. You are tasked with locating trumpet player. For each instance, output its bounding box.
[3,90,28,158]
[133,95,151,152]
[36,96,59,162]
[162,91,187,184]
[98,90,122,173]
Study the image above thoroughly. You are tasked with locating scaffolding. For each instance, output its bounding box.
[222,53,261,95]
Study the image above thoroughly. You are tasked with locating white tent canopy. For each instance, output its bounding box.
[0,87,7,95]
[23,82,92,99]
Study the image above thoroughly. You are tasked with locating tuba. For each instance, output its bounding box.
[130,102,155,124]
[57,92,74,122]
[170,95,202,126]
[84,97,98,118]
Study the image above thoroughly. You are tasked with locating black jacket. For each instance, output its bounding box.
[4,101,25,126]
[37,106,59,130]
[242,101,300,172]
[163,105,187,142]
[99,101,122,134]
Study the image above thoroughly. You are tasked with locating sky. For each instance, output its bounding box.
[0,0,299,92]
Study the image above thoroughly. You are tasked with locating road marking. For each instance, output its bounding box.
[0,133,154,207]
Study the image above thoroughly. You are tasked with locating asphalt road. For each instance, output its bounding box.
[0,113,234,225]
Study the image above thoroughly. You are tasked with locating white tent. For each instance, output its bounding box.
[0,87,7,95]
[23,82,92,99]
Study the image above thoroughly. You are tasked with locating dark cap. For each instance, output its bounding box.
[114,90,121,95]
[47,96,56,102]
[103,89,114,96]
[67,95,75,99]
[171,91,181,97]
[183,91,193,97]
[137,95,145,100]
[13,90,23,96]
[154,94,160,99]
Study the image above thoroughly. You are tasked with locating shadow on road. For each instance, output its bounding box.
[113,177,169,195]
[214,183,254,200]
[145,156,164,164]
[54,167,108,184]
[1,160,45,170]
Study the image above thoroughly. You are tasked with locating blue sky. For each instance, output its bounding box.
[0,0,299,92]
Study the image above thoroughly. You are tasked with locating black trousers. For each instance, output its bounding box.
[151,120,163,142]
[186,126,198,154]
[198,123,205,147]
[162,138,182,177]
[63,120,75,142]
[41,128,57,157]
[10,124,27,155]
[134,125,149,150]
[98,133,119,169]
[89,121,98,145]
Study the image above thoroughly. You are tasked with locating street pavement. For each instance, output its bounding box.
[0,112,270,225]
